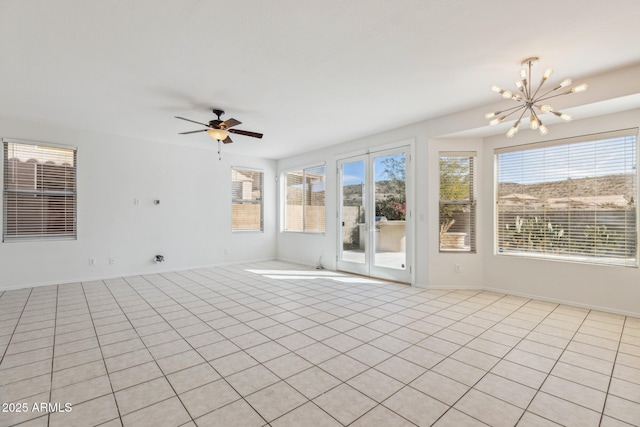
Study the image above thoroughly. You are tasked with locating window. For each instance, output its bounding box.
[496,130,637,267]
[231,168,263,232]
[439,152,476,252]
[284,164,326,233]
[3,140,77,242]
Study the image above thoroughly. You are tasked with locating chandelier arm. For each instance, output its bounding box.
[501,106,527,122]
[531,109,542,122]
[535,84,568,101]
[530,79,547,101]
[536,91,571,103]
[517,85,528,100]
[526,60,533,99]
[498,104,528,115]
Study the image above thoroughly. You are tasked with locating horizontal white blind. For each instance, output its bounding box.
[496,130,637,267]
[231,168,263,232]
[304,165,326,233]
[439,154,476,252]
[284,170,303,232]
[284,164,326,233]
[3,141,77,241]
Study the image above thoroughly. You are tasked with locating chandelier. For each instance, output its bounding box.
[486,57,588,137]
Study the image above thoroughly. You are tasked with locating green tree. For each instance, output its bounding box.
[439,156,471,220]
[376,154,406,220]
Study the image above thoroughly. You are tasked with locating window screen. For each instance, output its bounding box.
[496,130,637,267]
[3,140,77,242]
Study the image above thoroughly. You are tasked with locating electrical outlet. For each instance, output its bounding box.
[89,258,96,266]
[134,198,140,206]
[109,258,116,265]
[454,264,461,273]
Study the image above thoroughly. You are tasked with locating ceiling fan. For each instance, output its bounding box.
[175,109,263,144]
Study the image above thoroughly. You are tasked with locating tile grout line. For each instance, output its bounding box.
[2,262,638,427]
[514,307,593,426]
[0,288,33,366]
[100,277,198,426]
[46,285,60,427]
[357,291,538,426]
[145,274,311,425]
[160,270,364,424]
[598,316,626,427]
[117,274,252,425]
[180,268,598,426]
[345,290,527,426]
[73,280,127,426]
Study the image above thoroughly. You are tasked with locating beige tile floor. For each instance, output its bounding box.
[1,261,639,427]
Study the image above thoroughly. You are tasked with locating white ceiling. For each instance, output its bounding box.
[2,0,640,159]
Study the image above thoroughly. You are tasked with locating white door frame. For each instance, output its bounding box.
[336,140,414,284]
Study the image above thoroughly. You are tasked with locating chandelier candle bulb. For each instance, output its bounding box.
[560,78,572,87]
[530,116,540,130]
[507,120,521,138]
[571,83,588,93]
[490,116,506,126]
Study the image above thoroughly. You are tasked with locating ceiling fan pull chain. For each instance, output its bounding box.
[218,140,222,160]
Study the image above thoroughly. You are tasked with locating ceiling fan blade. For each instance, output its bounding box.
[179,129,208,134]
[228,129,263,139]
[222,136,233,144]
[175,116,211,127]
[221,118,241,129]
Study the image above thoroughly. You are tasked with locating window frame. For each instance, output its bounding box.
[3,139,78,242]
[494,129,638,267]
[438,151,477,253]
[282,163,326,234]
[231,167,264,233]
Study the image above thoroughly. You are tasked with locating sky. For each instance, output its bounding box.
[341,153,406,186]
[497,135,636,185]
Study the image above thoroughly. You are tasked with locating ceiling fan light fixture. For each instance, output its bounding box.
[207,128,229,141]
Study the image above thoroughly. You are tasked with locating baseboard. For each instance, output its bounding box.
[482,286,640,318]
[274,256,320,270]
[0,257,277,292]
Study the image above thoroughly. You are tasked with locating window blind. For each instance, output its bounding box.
[495,130,637,267]
[439,153,476,252]
[3,140,77,242]
[231,168,263,232]
[284,164,326,233]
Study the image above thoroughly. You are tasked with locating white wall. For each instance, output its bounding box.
[481,108,640,316]
[0,118,277,290]
[277,124,426,283]
[276,127,486,289]
[426,138,484,289]
[277,72,640,316]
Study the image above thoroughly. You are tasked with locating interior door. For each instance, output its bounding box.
[337,146,411,283]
